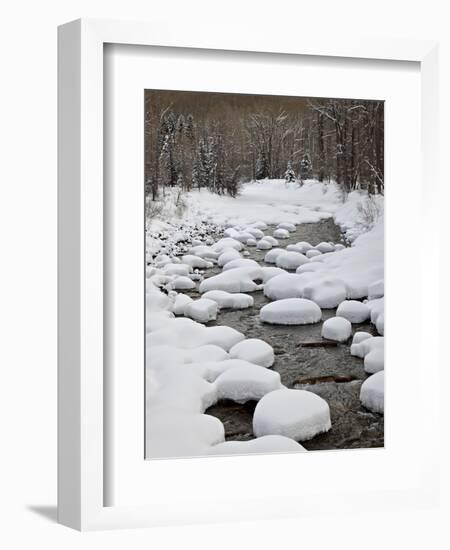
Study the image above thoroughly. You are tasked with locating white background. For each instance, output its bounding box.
[106,45,426,511]
[1,0,449,548]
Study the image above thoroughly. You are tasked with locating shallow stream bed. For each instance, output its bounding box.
[189,218,384,451]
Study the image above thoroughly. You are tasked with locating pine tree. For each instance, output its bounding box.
[284,160,296,183]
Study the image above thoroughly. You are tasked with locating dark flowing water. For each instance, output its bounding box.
[190,218,384,451]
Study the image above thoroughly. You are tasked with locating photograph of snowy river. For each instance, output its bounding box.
[145,90,384,459]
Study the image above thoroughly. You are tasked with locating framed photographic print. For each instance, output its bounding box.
[58,18,440,530]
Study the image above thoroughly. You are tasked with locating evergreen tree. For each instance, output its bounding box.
[284,160,296,183]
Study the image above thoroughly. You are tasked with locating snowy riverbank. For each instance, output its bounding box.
[145,179,384,458]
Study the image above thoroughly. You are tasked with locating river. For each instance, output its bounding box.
[187,218,384,451]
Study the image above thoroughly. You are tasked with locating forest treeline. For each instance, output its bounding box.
[145,97,384,199]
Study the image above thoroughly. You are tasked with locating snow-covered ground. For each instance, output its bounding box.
[145,179,384,459]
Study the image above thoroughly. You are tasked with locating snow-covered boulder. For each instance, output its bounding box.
[286,244,305,253]
[302,278,347,309]
[222,258,260,271]
[251,221,268,231]
[351,336,384,358]
[170,276,196,290]
[264,248,285,264]
[172,293,193,315]
[207,435,306,456]
[360,371,384,414]
[306,249,322,259]
[163,263,193,277]
[215,364,282,404]
[229,338,274,368]
[184,299,218,323]
[212,237,243,253]
[376,313,384,335]
[264,272,315,300]
[294,241,314,253]
[336,300,370,323]
[246,238,257,247]
[368,279,384,300]
[277,222,296,232]
[273,228,289,239]
[260,298,322,325]
[260,266,287,282]
[146,412,225,458]
[364,348,384,373]
[367,297,384,323]
[275,251,309,270]
[217,249,241,266]
[199,267,263,294]
[186,358,249,382]
[188,245,220,260]
[235,231,255,244]
[315,242,335,253]
[154,254,172,267]
[202,290,254,310]
[181,255,213,269]
[334,244,345,251]
[253,389,331,441]
[245,227,265,239]
[183,345,229,364]
[262,236,279,246]
[352,331,373,345]
[256,238,272,250]
[321,317,352,342]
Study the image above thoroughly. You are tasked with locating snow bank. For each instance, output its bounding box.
[360,371,384,414]
[207,435,306,456]
[368,279,384,300]
[229,338,274,367]
[146,412,225,458]
[215,364,282,404]
[184,345,229,364]
[202,290,254,310]
[336,300,370,323]
[260,298,322,325]
[253,389,331,441]
[321,317,352,342]
[148,318,245,351]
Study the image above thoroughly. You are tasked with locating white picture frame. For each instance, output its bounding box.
[58,18,440,531]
